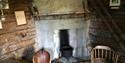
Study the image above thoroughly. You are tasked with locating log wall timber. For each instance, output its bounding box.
[89,15,125,63]
[0,0,35,61]
[88,0,125,62]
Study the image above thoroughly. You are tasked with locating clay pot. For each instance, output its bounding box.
[33,49,50,63]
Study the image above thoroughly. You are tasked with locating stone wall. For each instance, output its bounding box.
[35,18,89,60]
[0,0,35,61]
[33,0,84,14]
[33,0,90,60]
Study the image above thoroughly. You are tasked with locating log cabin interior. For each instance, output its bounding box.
[0,0,125,63]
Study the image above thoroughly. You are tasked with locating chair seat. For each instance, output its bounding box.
[94,58,113,63]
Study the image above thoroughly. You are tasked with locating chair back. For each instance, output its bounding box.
[91,45,119,63]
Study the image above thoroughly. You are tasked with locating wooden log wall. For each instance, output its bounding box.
[88,0,125,49]
[88,16,118,48]
[88,0,125,62]
[0,0,35,60]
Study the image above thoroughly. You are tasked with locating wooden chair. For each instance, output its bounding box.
[91,45,119,63]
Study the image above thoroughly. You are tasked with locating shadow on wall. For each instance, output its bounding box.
[0,46,35,63]
[22,46,35,63]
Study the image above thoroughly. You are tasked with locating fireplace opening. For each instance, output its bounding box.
[59,29,69,48]
[59,29,73,58]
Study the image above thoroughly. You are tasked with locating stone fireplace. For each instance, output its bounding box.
[35,18,89,60]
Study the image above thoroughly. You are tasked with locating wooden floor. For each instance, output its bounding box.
[0,58,31,63]
[0,58,91,63]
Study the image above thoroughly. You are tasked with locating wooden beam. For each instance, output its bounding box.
[34,12,90,20]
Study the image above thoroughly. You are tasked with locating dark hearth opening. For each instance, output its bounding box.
[59,29,69,48]
[59,29,73,58]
